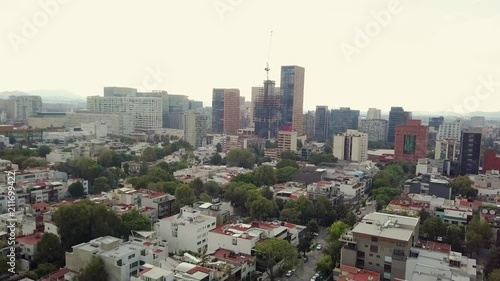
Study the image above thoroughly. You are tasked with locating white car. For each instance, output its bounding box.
[286,270,292,277]
[367,201,372,206]
[316,244,322,250]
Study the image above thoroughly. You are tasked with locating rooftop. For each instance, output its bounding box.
[17,232,43,245]
[339,265,380,281]
[212,248,255,264]
[352,212,419,242]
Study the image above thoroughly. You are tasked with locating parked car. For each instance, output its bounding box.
[316,244,322,250]
[286,270,292,277]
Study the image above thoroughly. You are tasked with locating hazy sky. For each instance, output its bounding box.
[2,0,500,113]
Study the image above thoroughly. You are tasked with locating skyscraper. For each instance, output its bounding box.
[387,107,411,144]
[252,80,281,139]
[333,129,368,162]
[366,108,381,120]
[330,107,360,138]
[303,111,315,139]
[428,116,444,131]
[459,128,482,175]
[437,119,462,141]
[394,120,428,163]
[314,106,329,142]
[212,89,240,134]
[183,112,208,148]
[280,65,305,135]
[359,119,388,143]
[167,94,189,129]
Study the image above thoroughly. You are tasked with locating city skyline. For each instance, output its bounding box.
[2,1,500,113]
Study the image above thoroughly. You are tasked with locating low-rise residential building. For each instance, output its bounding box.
[306,181,344,205]
[132,266,174,281]
[17,231,43,269]
[155,206,217,254]
[408,174,452,199]
[139,189,176,220]
[211,248,256,280]
[335,265,380,281]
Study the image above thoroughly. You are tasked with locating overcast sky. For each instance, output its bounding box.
[1,0,500,113]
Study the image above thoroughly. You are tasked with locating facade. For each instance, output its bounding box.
[330,108,360,138]
[333,130,368,162]
[408,174,452,199]
[388,107,411,144]
[437,119,462,141]
[167,94,190,129]
[136,90,170,128]
[394,120,428,163]
[314,106,329,142]
[340,212,420,281]
[9,95,43,121]
[470,116,485,128]
[483,150,500,173]
[428,116,444,131]
[27,112,67,129]
[280,65,305,135]
[359,119,388,143]
[183,112,208,148]
[252,81,281,139]
[303,110,315,139]
[366,108,381,120]
[104,87,137,97]
[155,206,217,254]
[189,100,203,110]
[65,111,134,135]
[277,130,298,155]
[87,96,162,130]
[212,89,240,134]
[459,128,482,175]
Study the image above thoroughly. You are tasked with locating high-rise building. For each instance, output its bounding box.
[280,65,305,135]
[459,128,482,175]
[437,118,462,141]
[359,119,388,143]
[428,116,444,131]
[314,106,329,142]
[167,94,190,129]
[394,120,428,163]
[252,81,281,139]
[330,108,360,138]
[189,100,203,110]
[277,130,298,155]
[137,90,170,128]
[212,89,240,134]
[470,116,485,128]
[388,107,411,144]
[9,95,43,121]
[366,108,381,120]
[87,95,162,130]
[103,86,137,97]
[333,129,368,162]
[303,111,315,139]
[183,112,208,148]
[65,111,134,135]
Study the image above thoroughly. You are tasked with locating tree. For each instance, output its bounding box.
[68,181,85,198]
[466,231,484,256]
[35,263,58,279]
[466,218,493,251]
[204,181,221,197]
[141,147,158,162]
[488,269,500,281]
[297,236,312,256]
[75,256,108,281]
[190,178,205,198]
[92,177,111,194]
[173,184,196,211]
[373,187,401,208]
[421,217,448,241]
[246,194,276,220]
[485,248,500,278]
[280,208,302,224]
[21,157,48,169]
[315,255,334,277]
[35,233,65,267]
[276,159,299,169]
[226,149,256,169]
[38,145,51,158]
[313,197,335,226]
[260,186,274,200]
[446,224,465,252]
[120,210,152,238]
[308,153,337,165]
[255,238,299,281]
[148,166,174,181]
[451,176,477,199]
[210,153,222,165]
[343,212,358,227]
[97,151,114,167]
[418,208,430,224]
[123,162,130,175]
[276,167,297,183]
[254,165,277,187]
[280,151,298,161]
[327,221,350,243]
[307,219,319,235]
[231,172,255,184]
[163,181,178,194]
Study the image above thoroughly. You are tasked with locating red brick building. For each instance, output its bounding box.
[483,150,500,173]
[394,120,428,163]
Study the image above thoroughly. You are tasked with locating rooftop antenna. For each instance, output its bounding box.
[265,31,273,80]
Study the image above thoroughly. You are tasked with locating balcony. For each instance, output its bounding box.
[392,253,407,261]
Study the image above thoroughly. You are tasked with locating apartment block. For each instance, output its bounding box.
[252,81,281,139]
[28,112,67,129]
[459,128,482,175]
[333,130,368,162]
[388,107,411,144]
[8,95,43,121]
[437,119,462,141]
[314,106,329,142]
[155,206,217,254]
[340,212,420,281]
[183,112,208,148]
[330,108,360,137]
[360,119,388,143]
[408,174,452,199]
[366,108,382,120]
[277,130,298,155]
[303,110,315,139]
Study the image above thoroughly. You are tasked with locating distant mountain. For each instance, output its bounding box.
[0,89,86,103]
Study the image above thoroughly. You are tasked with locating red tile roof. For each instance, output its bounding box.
[339,265,380,281]
[213,248,255,264]
[187,265,211,275]
[17,232,43,245]
[139,268,153,275]
[40,268,71,281]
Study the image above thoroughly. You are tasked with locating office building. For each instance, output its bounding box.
[428,116,444,131]
[27,112,67,129]
[483,150,500,173]
[183,112,208,148]
[470,116,485,128]
[388,107,411,144]
[167,94,190,129]
[66,111,134,136]
[359,119,388,143]
[435,139,459,161]
[212,89,240,134]
[1,95,43,121]
[437,119,462,141]
[459,128,482,175]
[333,129,368,162]
[104,87,137,97]
[252,81,281,139]
[136,90,170,128]
[408,174,452,199]
[394,120,429,163]
[314,106,329,142]
[189,100,203,110]
[366,108,381,120]
[330,107,360,137]
[280,65,305,135]
[303,111,315,139]
[277,130,298,155]
[340,212,420,281]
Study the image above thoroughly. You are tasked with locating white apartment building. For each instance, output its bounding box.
[45,150,74,164]
[66,234,167,281]
[277,130,298,155]
[437,119,462,141]
[183,112,208,148]
[87,96,162,130]
[66,111,134,135]
[132,265,174,281]
[9,95,43,121]
[359,119,388,143]
[0,168,54,184]
[155,206,217,254]
[333,130,368,162]
[366,108,381,120]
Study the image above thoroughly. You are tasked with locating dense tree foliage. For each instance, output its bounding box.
[255,238,299,281]
[35,233,65,267]
[226,149,256,169]
[451,176,477,199]
[276,159,299,169]
[75,256,108,281]
[308,153,337,165]
[120,210,152,238]
[173,184,196,211]
[254,165,277,187]
[68,181,85,198]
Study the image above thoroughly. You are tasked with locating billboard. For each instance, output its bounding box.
[403,135,416,154]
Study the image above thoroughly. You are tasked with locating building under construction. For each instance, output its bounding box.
[252,80,281,139]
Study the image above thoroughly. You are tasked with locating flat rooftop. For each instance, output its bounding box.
[352,212,419,242]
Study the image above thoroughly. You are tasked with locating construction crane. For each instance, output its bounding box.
[265,31,273,80]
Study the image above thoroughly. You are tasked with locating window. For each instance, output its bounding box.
[129,261,138,269]
[370,245,378,253]
[376,255,380,258]
[117,259,123,266]
[128,254,135,259]
[396,241,407,247]
[369,254,373,257]
[371,236,378,242]
[232,238,237,245]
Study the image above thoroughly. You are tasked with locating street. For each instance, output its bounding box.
[286,227,327,281]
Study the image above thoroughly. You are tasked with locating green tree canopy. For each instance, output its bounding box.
[226,149,256,169]
[189,178,204,198]
[35,233,65,267]
[421,217,448,241]
[209,153,222,165]
[173,184,196,211]
[68,181,85,198]
[141,147,158,162]
[255,238,299,281]
[120,210,152,238]
[38,145,51,158]
[451,176,477,199]
[254,165,277,187]
[280,151,299,161]
[92,176,112,194]
[276,167,297,183]
[97,150,114,168]
[276,159,299,169]
[75,256,108,281]
[315,255,334,277]
[308,153,337,165]
[204,181,221,197]
[34,263,58,279]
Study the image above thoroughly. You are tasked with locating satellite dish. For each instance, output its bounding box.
[490,210,496,215]
[482,209,488,214]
